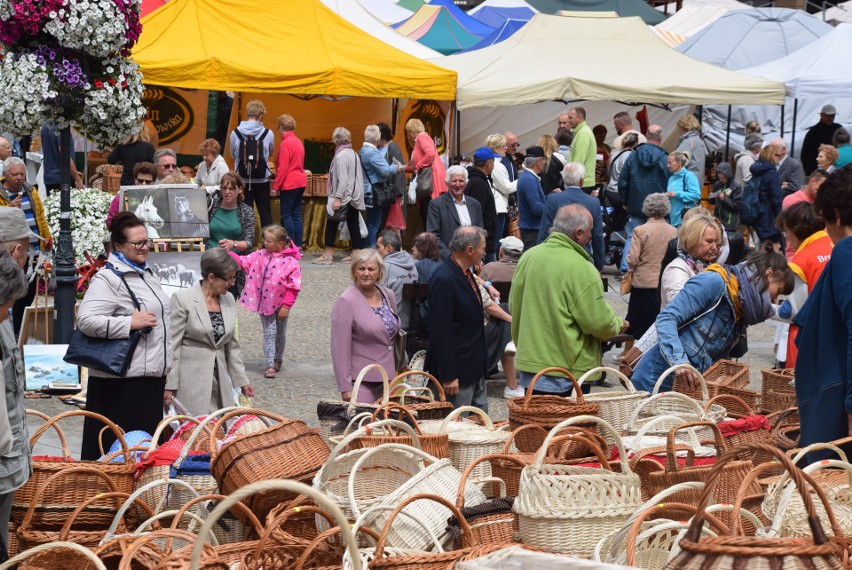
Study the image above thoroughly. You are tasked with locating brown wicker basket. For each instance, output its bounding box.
[388,370,454,421]
[673,360,749,401]
[211,408,329,522]
[507,367,599,451]
[706,394,773,463]
[760,368,796,414]
[306,174,329,197]
[4,540,105,570]
[355,403,449,458]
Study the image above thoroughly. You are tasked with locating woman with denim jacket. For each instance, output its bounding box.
[631,243,793,393]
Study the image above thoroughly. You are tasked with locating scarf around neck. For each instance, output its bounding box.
[705,263,774,326]
[677,249,707,274]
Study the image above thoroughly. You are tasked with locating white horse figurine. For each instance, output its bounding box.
[134,196,164,239]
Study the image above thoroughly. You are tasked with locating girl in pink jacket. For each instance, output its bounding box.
[229,225,301,378]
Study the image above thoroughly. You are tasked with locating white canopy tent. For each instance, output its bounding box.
[357,0,414,25]
[469,0,540,15]
[818,0,852,23]
[433,14,785,110]
[323,0,441,58]
[652,2,748,47]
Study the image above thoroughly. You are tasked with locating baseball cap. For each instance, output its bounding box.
[0,206,44,242]
[525,146,546,158]
[821,104,837,115]
[499,236,524,256]
[473,147,500,164]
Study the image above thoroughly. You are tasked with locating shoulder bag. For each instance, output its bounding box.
[415,165,433,198]
[328,150,359,222]
[64,264,148,377]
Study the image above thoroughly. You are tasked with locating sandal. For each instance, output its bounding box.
[341,255,352,262]
[264,367,276,378]
[311,256,332,265]
[274,360,282,372]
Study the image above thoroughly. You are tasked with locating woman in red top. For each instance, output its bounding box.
[271,114,307,248]
[775,202,833,366]
[405,118,447,227]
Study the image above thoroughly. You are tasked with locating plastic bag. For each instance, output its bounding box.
[408,177,417,205]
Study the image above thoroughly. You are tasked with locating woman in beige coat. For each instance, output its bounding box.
[165,248,254,416]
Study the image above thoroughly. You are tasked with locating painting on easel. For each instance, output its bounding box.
[146,251,203,297]
[123,185,209,239]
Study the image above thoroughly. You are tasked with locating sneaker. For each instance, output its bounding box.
[503,385,526,399]
[504,341,517,356]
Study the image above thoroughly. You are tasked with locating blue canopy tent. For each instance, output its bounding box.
[427,0,497,36]
[470,5,535,27]
[462,19,528,52]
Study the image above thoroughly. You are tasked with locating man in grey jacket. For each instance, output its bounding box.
[377,229,418,330]
[0,207,35,557]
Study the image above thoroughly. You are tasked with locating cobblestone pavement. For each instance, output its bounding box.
[27,253,780,456]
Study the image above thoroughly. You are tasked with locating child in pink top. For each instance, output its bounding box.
[229,225,301,377]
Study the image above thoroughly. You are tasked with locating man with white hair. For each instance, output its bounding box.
[511,204,626,396]
[426,165,484,260]
[503,131,519,182]
[537,162,605,271]
[772,137,805,196]
[611,111,647,150]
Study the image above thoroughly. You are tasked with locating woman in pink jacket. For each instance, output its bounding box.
[330,250,400,403]
[406,118,447,228]
[229,224,301,378]
[270,114,307,249]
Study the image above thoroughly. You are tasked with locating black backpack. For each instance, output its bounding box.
[738,176,763,225]
[234,128,270,178]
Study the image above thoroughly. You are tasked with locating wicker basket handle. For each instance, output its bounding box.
[533,415,628,473]
[30,409,131,461]
[336,411,374,439]
[170,492,263,537]
[387,382,414,400]
[265,503,339,539]
[60,491,153,541]
[370,402,423,433]
[576,365,637,392]
[349,363,390,410]
[665,421,724,472]
[625,502,728,566]
[625,390,706,432]
[629,414,696,449]
[789,436,852,465]
[142,509,207,536]
[293,525,381,570]
[522,366,584,408]
[120,528,205,569]
[0,541,108,570]
[456,453,527,508]
[390,369,445,401]
[766,407,798,431]
[25,408,71,458]
[190,479,362,570]
[20,465,119,532]
[373,493,472,559]
[204,406,285,459]
[652,363,706,399]
[685,443,840,545]
[347,442,439,518]
[102,477,201,543]
[145,414,202,457]
[97,424,128,457]
[323,417,421,470]
[501,423,547,453]
[704,394,754,418]
[630,443,695,473]
[439,405,495,433]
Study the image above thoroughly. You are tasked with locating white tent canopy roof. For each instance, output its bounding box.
[322,0,442,59]
[469,0,540,15]
[356,0,414,25]
[433,14,785,109]
[818,0,852,23]
[652,2,748,47]
[737,23,852,98]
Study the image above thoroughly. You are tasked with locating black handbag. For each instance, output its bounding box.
[372,181,395,207]
[415,166,433,198]
[64,264,148,377]
[327,202,350,223]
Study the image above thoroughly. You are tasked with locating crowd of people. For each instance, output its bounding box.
[2,102,852,553]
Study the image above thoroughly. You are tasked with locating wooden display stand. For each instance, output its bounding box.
[151,239,206,253]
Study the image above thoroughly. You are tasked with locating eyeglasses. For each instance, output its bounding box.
[217,274,237,285]
[134,177,154,185]
[160,163,177,170]
[127,239,153,249]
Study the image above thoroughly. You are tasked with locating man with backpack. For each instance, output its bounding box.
[229,99,276,227]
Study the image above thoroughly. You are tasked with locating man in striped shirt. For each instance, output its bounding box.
[0,157,51,337]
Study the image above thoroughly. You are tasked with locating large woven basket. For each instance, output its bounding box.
[674,359,749,400]
[0,540,107,570]
[316,363,391,446]
[514,415,644,557]
[651,364,727,421]
[211,408,328,522]
[706,394,773,463]
[576,366,649,444]
[353,403,449,459]
[388,370,455,421]
[507,367,600,451]
[663,443,848,570]
[760,368,797,414]
[15,410,135,526]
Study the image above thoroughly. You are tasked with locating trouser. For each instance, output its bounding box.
[279,187,305,247]
[418,196,431,229]
[0,491,11,559]
[365,205,383,248]
[520,229,538,253]
[12,273,37,340]
[324,206,363,250]
[619,215,643,272]
[243,180,272,228]
[260,313,289,368]
[447,376,488,414]
[495,213,507,243]
[519,370,591,396]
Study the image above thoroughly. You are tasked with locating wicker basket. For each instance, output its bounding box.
[306,174,330,198]
[664,443,847,570]
[1,540,107,570]
[625,390,722,442]
[388,370,455,421]
[317,363,391,446]
[619,414,717,465]
[212,408,328,522]
[652,364,727,419]
[576,366,650,444]
[514,415,644,557]
[706,394,773,463]
[760,368,796,414]
[353,403,449,458]
[675,359,750,402]
[15,410,135,527]
[507,367,600,451]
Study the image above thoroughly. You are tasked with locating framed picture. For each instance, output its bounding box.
[123,185,209,240]
[22,344,80,391]
[147,251,203,297]
[18,305,53,351]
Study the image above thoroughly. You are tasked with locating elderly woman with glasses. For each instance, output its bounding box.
[76,212,172,460]
[165,248,254,416]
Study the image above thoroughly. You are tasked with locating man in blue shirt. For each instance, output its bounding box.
[537,162,605,271]
[516,146,546,252]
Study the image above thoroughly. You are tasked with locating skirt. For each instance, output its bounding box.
[81,375,166,460]
[625,286,661,340]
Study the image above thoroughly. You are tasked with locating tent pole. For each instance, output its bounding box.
[392,98,399,136]
[454,103,461,159]
[780,102,785,139]
[697,105,703,138]
[791,99,799,158]
[724,105,732,162]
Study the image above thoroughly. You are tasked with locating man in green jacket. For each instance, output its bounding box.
[509,204,626,395]
[567,107,597,190]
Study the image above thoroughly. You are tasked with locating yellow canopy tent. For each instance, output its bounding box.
[132,0,456,100]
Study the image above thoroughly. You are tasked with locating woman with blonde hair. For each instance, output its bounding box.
[484,132,517,245]
[665,151,701,227]
[748,143,784,245]
[817,143,839,173]
[405,118,447,227]
[674,114,707,187]
[108,127,155,186]
[195,138,230,190]
[535,134,565,194]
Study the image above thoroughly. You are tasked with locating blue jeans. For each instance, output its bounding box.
[279,187,305,247]
[518,370,591,396]
[366,206,383,248]
[619,215,642,272]
[495,213,507,244]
